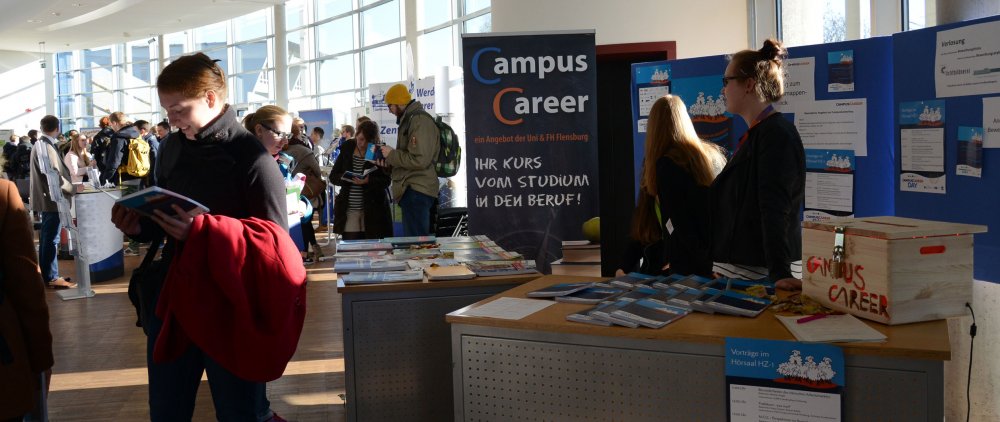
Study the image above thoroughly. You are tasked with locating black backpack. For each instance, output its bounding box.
[14,144,32,179]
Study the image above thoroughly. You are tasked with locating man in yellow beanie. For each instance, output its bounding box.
[379,83,440,236]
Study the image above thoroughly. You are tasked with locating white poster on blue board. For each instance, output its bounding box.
[629,62,672,197]
[804,149,854,222]
[726,338,844,422]
[899,100,946,193]
[935,19,1000,98]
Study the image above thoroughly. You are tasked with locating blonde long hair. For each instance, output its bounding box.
[632,95,726,244]
[70,134,91,167]
[641,95,725,196]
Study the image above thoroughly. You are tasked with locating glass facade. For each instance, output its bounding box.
[52,0,491,130]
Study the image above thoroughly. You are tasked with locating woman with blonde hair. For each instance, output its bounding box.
[626,94,725,277]
[64,133,95,184]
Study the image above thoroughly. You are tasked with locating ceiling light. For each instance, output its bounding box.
[27,19,42,23]
[51,12,61,16]
[72,3,83,6]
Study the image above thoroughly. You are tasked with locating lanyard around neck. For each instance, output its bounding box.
[736,104,776,151]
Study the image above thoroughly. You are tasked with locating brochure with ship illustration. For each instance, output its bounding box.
[526,282,594,298]
[115,186,209,218]
[611,299,690,329]
[341,270,424,285]
[554,287,625,304]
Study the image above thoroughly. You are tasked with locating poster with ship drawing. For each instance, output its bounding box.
[726,338,845,422]
[672,75,735,154]
[899,100,946,193]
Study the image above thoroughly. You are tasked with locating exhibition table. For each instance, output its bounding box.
[447,275,950,421]
[309,266,540,421]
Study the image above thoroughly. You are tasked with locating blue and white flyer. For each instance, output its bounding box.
[726,338,845,422]
[956,126,983,177]
[899,100,946,193]
[804,149,855,221]
[935,19,1000,98]
[633,63,671,133]
[827,50,855,92]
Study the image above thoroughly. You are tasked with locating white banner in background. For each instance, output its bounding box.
[935,19,1000,98]
[369,76,435,148]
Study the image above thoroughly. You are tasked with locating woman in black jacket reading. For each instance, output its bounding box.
[329,120,393,240]
[712,39,806,290]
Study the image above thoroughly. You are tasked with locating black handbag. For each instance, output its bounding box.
[127,235,168,334]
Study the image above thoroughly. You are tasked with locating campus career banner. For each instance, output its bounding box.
[463,31,599,273]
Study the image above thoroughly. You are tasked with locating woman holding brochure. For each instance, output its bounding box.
[711,39,806,290]
[110,53,296,422]
[329,120,393,240]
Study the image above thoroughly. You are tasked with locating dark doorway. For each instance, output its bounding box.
[596,42,676,276]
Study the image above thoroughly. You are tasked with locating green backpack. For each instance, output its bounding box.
[431,115,461,178]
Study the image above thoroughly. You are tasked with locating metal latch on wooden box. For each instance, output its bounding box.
[831,226,846,279]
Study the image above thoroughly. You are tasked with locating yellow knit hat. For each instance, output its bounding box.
[384,84,412,105]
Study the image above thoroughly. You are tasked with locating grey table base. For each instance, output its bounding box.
[451,324,943,422]
[342,283,521,422]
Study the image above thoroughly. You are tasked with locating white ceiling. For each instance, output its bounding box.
[0,0,282,53]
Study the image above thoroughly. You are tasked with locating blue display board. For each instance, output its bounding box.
[893,15,1000,281]
[629,37,894,220]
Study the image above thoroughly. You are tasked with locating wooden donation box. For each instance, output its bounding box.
[802,216,987,325]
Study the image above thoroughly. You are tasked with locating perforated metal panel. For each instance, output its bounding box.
[350,293,496,422]
[845,367,929,421]
[460,336,726,422]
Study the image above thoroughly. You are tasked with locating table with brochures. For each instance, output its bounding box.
[446,275,951,421]
[309,265,540,422]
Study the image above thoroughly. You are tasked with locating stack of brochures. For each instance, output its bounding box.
[465,260,538,277]
[526,272,778,328]
[333,258,409,273]
[341,270,425,285]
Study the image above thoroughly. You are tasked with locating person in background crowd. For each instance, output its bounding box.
[291,117,310,148]
[110,52,291,422]
[330,120,393,240]
[29,115,76,290]
[379,84,440,236]
[617,95,726,278]
[243,106,291,159]
[2,135,18,179]
[0,179,55,422]
[310,126,326,161]
[135,120,160,186]
[283,120,324,263]
[64,133,95,184]
[155,119,171,141]
[103,112,147,257]
[712,39,805,291]
[91,116,114,179]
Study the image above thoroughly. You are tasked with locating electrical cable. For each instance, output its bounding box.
[965,302,976,422]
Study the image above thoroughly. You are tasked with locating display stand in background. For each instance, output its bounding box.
[58,188,124,300]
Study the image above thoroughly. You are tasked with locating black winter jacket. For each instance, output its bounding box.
[710,113,805,280]
[100,124,143,186]
[328,139,393,239]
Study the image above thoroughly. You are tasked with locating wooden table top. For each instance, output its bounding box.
[446,275,953,361]
[306,264,541,294]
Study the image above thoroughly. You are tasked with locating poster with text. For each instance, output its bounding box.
[369,76,436,148]
[298,108,335,151]
[463,32,599,273]
[726,337,845,422]
[672,75,735,153]
[957,126,983,177]
[794,99,868,156]
[984,96,1000,148]
[805,149,855,221]
[827,50,855,92]
[935,19,1000,98]
[899,100,946,193]
[630,60,672,197]
[775,57,816,112]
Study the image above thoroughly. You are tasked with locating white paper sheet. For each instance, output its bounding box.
[984,96,1000,148]
[775,57,815,112]
[458,297,555,320]
[805,172,854,213]
[794,99,868,156]
[901,128,944,172]
[935,19,1000,98]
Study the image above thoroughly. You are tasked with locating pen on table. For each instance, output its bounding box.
[797,314,830,324]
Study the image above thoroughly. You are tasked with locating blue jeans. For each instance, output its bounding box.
[39,212,61,283]
[399,188,436,236]
[144,294,273,421]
